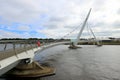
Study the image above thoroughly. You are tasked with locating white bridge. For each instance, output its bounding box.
[0,40,69,76]
[0,8,101,76]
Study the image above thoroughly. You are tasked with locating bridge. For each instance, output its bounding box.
[0,40,69,76]
[0,8,97,77]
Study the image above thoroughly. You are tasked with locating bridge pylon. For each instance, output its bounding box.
[68,8,91,49]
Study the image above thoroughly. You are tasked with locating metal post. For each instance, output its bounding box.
[24,43,27,53]
[30,43,34,51]
[20,43,22,48]
[13,43,18,58]
[4,44,7,51]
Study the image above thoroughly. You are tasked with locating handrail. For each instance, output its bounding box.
[0,40,69,60]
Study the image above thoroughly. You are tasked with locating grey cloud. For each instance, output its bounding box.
[42,17,68,29]
[0,0,42,23]
[42,20,61,29]
[64,23,82,30]
[49,17,65,22]
[64,25,76,29]
[112,21,120,28]
[93,22,106,27]
[43,24,58,29]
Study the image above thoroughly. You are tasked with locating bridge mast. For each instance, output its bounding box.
[74,8,92,45]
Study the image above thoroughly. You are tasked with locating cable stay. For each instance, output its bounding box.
[87,25,102,46]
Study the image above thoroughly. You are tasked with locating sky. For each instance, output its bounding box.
[0,0,120,39]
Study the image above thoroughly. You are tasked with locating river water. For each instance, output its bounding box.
[1,45,120,80]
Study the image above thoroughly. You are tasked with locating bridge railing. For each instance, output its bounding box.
[0,40,39,60]
[0,40,69,60]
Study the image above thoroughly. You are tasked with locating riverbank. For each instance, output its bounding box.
[78,41,120,45]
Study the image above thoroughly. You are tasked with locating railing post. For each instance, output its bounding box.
[4,44,7,51]
[13,43,18,58]
[30,43,34,51]
[20,43,22,48]
[24,42,29,54]
[24,43,27,52]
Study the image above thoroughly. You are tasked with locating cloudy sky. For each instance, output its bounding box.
[0,0,120,39]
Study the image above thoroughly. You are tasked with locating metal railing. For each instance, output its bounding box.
[0,40,38,60]
[0,40,69,60]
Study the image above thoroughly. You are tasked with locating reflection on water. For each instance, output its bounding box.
[1,45,120,80]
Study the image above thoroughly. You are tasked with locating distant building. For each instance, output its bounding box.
[101,39,112,42]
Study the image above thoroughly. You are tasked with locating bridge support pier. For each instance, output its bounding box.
[7,61,56,77]
[68,42,82,49]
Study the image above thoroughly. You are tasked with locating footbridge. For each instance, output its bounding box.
[0,40,69,76]
[0,8,100,77]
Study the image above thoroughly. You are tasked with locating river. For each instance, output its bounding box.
[1,45,120,80]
